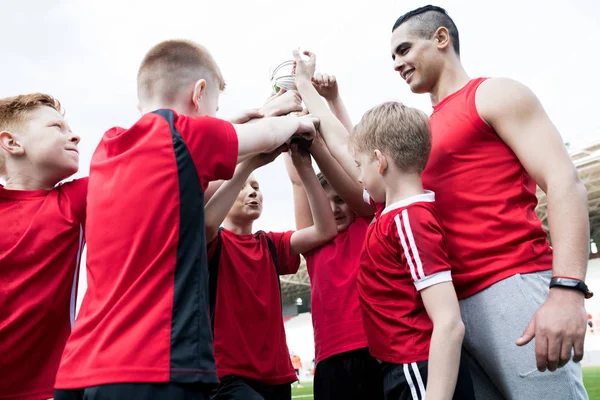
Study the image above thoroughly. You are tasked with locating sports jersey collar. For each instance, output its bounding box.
[381,190,435,215]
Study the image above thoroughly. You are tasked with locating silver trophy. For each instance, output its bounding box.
[270,60,296,93]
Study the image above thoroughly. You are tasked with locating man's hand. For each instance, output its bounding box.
[516,288,587,372]
[261,90,303,117]
[229,108,264,124]
[312,72,339,101]
[293,50,316,83]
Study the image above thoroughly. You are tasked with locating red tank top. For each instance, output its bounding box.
[422,77,553,299]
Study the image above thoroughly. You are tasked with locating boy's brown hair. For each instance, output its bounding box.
[0,93,63,176]
[137,39,225,104]
[350,101,431,173]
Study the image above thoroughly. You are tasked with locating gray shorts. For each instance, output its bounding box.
[459,270,588,400]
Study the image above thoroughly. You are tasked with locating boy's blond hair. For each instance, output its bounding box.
[137,39,225,104]
[0,93,63,177]
[350,101,431,173]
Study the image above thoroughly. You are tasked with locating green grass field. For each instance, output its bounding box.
[291,367,600,399]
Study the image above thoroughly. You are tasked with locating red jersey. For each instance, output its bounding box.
[208,229,299,385]
[303,218,369,364]
[55,110,238,389]
[358,192,452,364]
[422,78,552,299]
[0,178,87,400]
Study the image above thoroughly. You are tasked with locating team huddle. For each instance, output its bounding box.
[0,5,593,400]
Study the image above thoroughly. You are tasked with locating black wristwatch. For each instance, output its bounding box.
[549,277,593,299]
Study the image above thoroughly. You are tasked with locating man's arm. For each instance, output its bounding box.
[283,152,314,230]
[292,50,360,182]
[476,77,589,371]
[233,115,318,163]
[288,145,338,255]
[205,149,285,243]
[421,282,466,400]
[312,72,354,133]
[310,133,374,217]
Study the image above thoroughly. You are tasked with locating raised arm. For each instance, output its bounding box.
[288,145,337,255]
[205,148,286,243]
[310,133,373,217]
[312,72,353,133]
[283,152,314,230]
[475,78,589,371]
[292,50,360,183]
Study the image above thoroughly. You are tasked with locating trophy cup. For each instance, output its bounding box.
[269,57,313,149]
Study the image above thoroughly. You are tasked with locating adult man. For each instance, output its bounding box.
[390,5,590,399]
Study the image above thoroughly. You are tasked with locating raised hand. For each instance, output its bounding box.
[229,108,264,124]
[289,142,313,171]
[262,90,303,117]
[293,50,316,83]
[251,144,288,170]
[312,72,339,101]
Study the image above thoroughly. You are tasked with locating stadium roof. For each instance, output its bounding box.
[536,141,600,235]
[281,141,600,307]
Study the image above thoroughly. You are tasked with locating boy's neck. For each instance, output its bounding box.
[3,173,57,191]
[223,218,254,235]
[384,172,424,207]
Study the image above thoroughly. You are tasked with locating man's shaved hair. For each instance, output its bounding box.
[137,39,225,103]
[392,5,460,56]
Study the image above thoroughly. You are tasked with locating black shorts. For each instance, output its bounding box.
[211,375,291,400]
[54,382,211,400]
[314,347,384,400]
[380,355,475,400]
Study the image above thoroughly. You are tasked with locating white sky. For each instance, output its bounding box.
[2,0,600,234]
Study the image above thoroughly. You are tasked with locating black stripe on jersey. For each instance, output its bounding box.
[153,109,217,384]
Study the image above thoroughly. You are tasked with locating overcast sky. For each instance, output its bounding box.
[2,0,599,233]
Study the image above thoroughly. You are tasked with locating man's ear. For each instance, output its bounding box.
[192,79,207,112]
[0,131,25,156]
[374,149,388,175]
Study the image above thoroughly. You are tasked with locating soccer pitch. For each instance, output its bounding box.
[291,367,600,400]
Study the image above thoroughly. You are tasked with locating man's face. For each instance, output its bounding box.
[390,23,443,94]
[19,106,80,182]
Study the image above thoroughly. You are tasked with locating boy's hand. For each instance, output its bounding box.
[312,73,339,101]
[262,90,303,117]
[293,50,316,83]
[251,145,288,169]
[289,143,313,171]
[229,109,264,124]
[294,115,319,140]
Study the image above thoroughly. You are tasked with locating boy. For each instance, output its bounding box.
[285,74,382,400]
[0,93,86,400]
[204,144,337,400]
[54,40,318,400]
[293,52,474,399]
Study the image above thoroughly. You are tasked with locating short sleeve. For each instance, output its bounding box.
[176,115,239,189]
[391,206,452,291]
[266,231,301,275]
[59,177,88,226]
[363,189,385,217]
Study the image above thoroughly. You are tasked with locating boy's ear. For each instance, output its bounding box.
[0,131,25,156]
[374,149,387,175]
[192,79,207,112]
